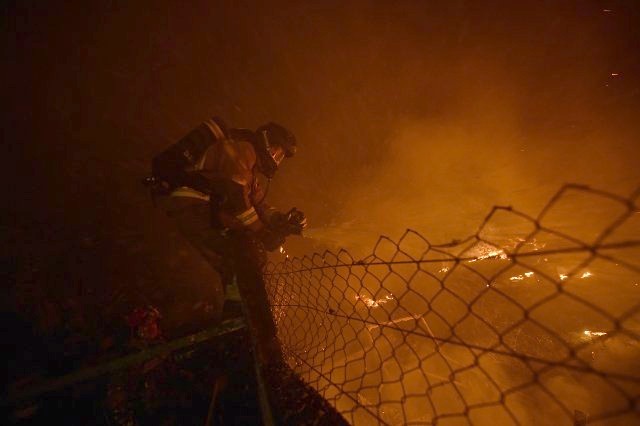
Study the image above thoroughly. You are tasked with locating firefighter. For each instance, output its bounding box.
[148,117,307,364]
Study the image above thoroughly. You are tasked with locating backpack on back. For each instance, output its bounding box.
[151,118,229,193]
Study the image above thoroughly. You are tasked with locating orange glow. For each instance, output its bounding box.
[466,242,509,263]
[583,330,607,337]
[355,293,394,308]
[509,271,535,281]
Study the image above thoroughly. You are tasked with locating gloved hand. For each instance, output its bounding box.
[286,208,307,235]
[270,208,307,236]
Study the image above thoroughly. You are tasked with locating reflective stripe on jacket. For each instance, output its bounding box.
[170,118,272,230]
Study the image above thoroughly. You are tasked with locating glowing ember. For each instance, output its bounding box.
[479,249,508,260]
[356,294,394,308]
[510,271,534,281]
[520,238,545,252]
[278,245,289,259]
[467,243,509,263]
[583,330,607,337]
[610,72,620,77]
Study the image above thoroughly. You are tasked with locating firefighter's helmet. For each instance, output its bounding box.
[254,122,297,178]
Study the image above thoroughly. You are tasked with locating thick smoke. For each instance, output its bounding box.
[4,0,639,329]
[265,2,640,256]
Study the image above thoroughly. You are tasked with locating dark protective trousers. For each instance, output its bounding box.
[157,196,282,364]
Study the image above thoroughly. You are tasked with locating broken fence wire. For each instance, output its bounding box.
[264,184,640,425]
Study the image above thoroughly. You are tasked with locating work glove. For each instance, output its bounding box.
[286,208,307,234]
[270,208,307,236]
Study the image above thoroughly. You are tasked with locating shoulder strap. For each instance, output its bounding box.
[203,117,227,140]
[194,117,229,171]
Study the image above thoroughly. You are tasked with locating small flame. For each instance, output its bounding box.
[522,238,545,252]
[356,293,394,308]
[482,249,508,260]
[466,242,510,263]
[583,330,607,337]
[510,271,534,281]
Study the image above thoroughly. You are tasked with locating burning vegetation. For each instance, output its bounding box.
[265,185,640,425]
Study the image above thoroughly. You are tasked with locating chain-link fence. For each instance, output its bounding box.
[264,184,640,425]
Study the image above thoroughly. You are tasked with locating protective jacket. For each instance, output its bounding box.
[154,117,276,231]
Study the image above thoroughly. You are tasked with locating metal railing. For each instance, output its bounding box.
[264,184,640,425]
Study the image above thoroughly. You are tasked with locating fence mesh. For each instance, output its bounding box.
[264,184,640,425]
